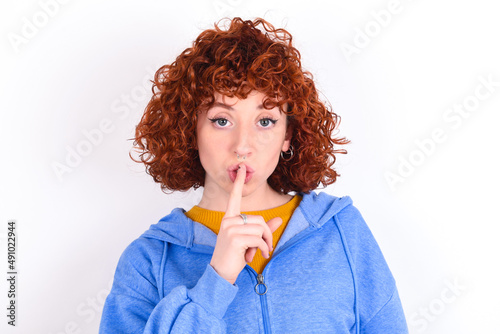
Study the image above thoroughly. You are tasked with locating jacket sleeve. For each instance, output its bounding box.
[335,203,409,334]
[360,287,408,334]
[99,238,238,333]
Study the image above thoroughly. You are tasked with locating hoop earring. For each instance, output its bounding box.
[280,145,294,161]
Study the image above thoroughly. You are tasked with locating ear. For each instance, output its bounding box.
[282,122,293,152]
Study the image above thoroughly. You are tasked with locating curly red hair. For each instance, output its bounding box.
[130,17,349,195]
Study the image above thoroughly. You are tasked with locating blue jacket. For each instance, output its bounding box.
[99,191,408,333]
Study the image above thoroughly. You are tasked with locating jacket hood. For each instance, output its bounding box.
[140,190,353,253]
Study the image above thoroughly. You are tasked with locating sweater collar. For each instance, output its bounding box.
[184,194,302,235]
[141,191,353,253]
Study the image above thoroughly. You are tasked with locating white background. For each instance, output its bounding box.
[1,0,499,333]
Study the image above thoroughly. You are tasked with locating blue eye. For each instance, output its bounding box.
[259,118,278,127]
[208,118,229,127]
[208,117,278,128]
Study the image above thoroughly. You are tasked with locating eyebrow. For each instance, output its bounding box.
[213,102,265,111]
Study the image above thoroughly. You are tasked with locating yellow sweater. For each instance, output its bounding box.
[184,194,303,274]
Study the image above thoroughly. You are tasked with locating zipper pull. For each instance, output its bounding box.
[255,274,268,295]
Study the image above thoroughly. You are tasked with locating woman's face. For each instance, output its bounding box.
[196,90,291,209]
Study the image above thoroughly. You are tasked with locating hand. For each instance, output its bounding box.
[209,163,283,285]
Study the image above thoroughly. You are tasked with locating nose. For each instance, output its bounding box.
[233,125,252,160]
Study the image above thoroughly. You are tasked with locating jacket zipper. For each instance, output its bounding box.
[246,267,272,333]
[257,274,271,333]
[246,225,320,333]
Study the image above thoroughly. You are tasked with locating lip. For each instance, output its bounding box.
[228,170,254,183]
[227,163,255,173]
[227,163,255,184]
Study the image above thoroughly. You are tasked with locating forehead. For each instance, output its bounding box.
[214,90,265,101]
[211,91,281,111]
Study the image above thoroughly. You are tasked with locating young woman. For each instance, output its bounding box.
[99,17,408,333]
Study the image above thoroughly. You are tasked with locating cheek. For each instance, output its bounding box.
[197,135,227,161]
[253,130,283,149]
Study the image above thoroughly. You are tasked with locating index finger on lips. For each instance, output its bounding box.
[223,163,246,219]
